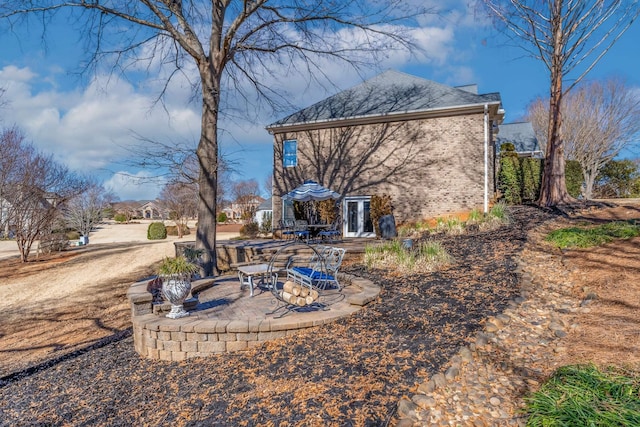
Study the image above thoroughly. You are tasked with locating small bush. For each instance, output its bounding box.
[166,224,190,236]
[39,232,69,253]
[114,213,127,223]
[147,222,167,240]
[217,212,228,223]
[240,221,259,238]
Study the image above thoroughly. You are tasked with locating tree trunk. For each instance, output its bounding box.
[538,0,575,207]
[195,66,220,277]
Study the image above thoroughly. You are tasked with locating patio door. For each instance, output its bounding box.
[343,196,374,238]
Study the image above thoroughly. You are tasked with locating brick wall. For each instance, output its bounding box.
[272,111,497,226]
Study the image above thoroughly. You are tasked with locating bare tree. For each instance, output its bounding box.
[482,0,640,206]
[64,180,115,239]
[158,180,198,238]
[0,1,427,275]
[263,173,273,198]
[232,179,261,221]
[0,127,25,238]
[2,133,86,261]
[526,78,640,199]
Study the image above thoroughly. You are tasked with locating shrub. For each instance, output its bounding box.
[39,232,69,253]
[520,158,542,202]
[240,221,259,238]
[370,194,393,237]
[217,212,228,223]
[498,156,522,204]
[259,211,273,235]
[147,222,167,240]
[114,213,127,223]
[565,160,584,198]
[166,224,190,236]
[499,142,517,154]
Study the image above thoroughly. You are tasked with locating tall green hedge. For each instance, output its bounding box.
[498,157,583,204]
[521,158,543,203]
[498,156,522,204]
[565,160,584,198]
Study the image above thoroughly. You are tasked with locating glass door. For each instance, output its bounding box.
[343,196,374,238]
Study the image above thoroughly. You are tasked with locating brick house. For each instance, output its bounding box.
[266,70,505,237]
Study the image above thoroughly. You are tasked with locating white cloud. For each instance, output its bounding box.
[104,171,165,201]
[0,65,201,187]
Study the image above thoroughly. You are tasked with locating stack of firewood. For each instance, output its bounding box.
[281,281,319,307]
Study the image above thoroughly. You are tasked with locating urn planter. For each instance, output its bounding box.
[157,255,200,319]
[161,275,192,318]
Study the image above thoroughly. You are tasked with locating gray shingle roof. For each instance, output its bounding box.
[268,70,501,128]
[496,122,541,153]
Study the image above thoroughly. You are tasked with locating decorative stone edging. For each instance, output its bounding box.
[127,275,381,362]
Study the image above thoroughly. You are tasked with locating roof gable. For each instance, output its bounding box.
[268,70,501,128]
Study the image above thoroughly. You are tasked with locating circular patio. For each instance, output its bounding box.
[127,272,380,361]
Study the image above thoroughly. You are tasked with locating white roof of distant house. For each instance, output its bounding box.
[497,122,542,155]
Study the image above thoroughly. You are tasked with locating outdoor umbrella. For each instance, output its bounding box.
[282,180,341,202]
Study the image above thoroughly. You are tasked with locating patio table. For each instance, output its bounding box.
[238,263,277,297]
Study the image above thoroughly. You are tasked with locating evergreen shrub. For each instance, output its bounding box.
[147,222,167,240]
[565,160,584,198]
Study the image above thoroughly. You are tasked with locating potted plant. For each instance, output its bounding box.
[157,255,199,319]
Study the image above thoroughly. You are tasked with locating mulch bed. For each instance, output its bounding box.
[0,206,557,426]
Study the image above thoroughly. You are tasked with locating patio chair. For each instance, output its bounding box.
[318,219,342,242]
[278,219,295,240]
[293,219,310,242]
[286,245,346,291]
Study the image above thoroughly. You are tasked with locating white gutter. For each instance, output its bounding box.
[483,103,489,214]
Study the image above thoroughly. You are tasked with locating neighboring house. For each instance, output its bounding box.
[496,122,543,158]
[254,198,273,228]
[138,200,164,219]
[222,197,265,221]
[266,70,505,237]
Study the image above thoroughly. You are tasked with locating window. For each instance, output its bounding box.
[283,139,297,168]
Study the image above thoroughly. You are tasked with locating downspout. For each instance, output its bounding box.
[483,104,489,214]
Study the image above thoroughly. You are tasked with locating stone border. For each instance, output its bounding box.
[127,275,380,362]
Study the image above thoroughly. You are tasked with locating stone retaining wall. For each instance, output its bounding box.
[127,274,379,362]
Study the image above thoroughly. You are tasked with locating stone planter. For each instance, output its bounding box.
[161,276,192,319]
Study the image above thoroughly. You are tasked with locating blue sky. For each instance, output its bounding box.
[1,2,639,201]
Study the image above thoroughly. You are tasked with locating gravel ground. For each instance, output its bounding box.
[0,207,557,426]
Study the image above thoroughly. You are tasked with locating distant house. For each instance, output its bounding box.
[138,201,164,220]
[254,198,273,228]
[266,70,505,237]
[496,122,543,158]
[222,197,265,221]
